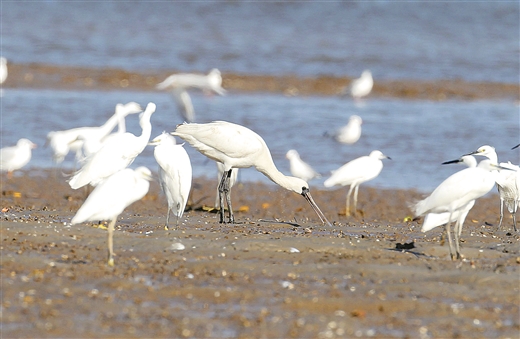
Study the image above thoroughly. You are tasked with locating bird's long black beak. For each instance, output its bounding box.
[442,159,462,165]
[512,144,520,150]
[301,188,332,226]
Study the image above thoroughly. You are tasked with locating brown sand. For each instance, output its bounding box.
[4,62,519,101]
[1,169,519,338]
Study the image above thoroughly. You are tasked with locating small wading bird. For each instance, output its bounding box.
[0,138,37,178]
[414,158,511,260]
[286,149,321,182]
[342,70,373,100]
[335,115,362,145]
[157,69,226,122]
[171,121,331,225]
[324,150,390,216]
[466,145,519,232]
[71,167,152,266]
[68,102,155,189]
[149,132,192,229]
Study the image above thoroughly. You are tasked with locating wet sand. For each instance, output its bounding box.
[1,169,519,338]
[5,62,520,101]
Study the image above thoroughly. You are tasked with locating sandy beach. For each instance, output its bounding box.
[1,169,519,338]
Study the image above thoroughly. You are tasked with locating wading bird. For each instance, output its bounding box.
[335,115,362,145]
[71,167,152,266]
[171,121,331,225]
[324,150,390,216]
[342,70,373,99]
[0,57,7,87]
[68,102,155,189]
[286,149,321,182]
[0,138,37,178]
[149,132,192,229]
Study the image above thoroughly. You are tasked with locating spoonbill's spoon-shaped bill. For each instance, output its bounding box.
[71,166,153,266]
[171,121,331,226]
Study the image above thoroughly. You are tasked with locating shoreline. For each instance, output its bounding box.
[4,62,519,101]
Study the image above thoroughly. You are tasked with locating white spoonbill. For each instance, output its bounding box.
[335,115,362,144]
[149,132,192,229]
[414,159,510,260]
[157,68,226,95]
[215,161,238,208]
[343,70,373,99]
[68,102,156,189]
[466,145,519,231]
[0,138,37,178]
[71,166,152,266]
[171,121,331,225]
[286,149,321,182]
[324,150,390,216]
[420,155,477,235]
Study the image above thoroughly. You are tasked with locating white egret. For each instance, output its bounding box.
[0,57,7,86]
[157,68,226,95]
[335,115,362,144]
[68,102,156,189]
[71,166,152,266]
[215,161,238,208]
[414,159,509,260]
[466,145,519,231]
[420,155,477,235]
[171,121,331,225]
[0,138,37,178]
[343,70,373,99]
[286,149,321,182]
[149,132,192,229]
[324,150,390,216]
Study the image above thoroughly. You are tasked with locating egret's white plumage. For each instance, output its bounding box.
[171,121,330,225]
[414,159,506,259]
[68,102,155,189]
[344,70,373,99]
[324,150,390,216]
[286,149,321,182]
[0,57,7,85]
[71,166,152,266]
[0,138,37,177]
[420,155,477,234]
[335,115,362,144]
[466,145,519,231]
[149,132,192,228]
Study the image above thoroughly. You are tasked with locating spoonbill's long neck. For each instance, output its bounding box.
[255,152,298,193]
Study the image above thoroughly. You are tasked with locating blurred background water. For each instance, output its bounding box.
[1,2,519,191]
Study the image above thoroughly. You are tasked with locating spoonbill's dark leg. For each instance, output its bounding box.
[218,171,227,223]
[224,169,235,224]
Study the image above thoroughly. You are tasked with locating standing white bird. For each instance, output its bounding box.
[466,145,519,232]
[149,132,192,229]
[286,149,321,182]
[324,150,390,217]
[68,102,156,189]
[215,161,238,208]
[343,70,373,99]
[0,138,37,178]
[420,155,477,235]
[414,159,509,260]
[0,57,7,86]
[335,115,362,144]
[171,121,331,225]
[71,166,152,266]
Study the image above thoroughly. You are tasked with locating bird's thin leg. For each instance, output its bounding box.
[346,185,355,216]
[454,218,462,260]
[353,185,360,216]
[225,169,234,224]
[165,208,171,230]
[107,219,117,267]
[218,170,228,223]
[446,212,455,260]
[498,199,504,229]
[513,202,518,232]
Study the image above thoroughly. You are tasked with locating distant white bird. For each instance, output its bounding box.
[414,159,509,260]
[466,145,519,232]
[0,57,7,85]
[171,121,331,225]
[157,69,226,122]
[286,149,321,182]
[0,138,37,178]
[335,115,362,144]
[71,166,152,266]
[324,150,390,216]
[420,155,477,235]
[215,161,238,208]
[149,132,192,229]
[343,70,373,99]
[68,102,155,189]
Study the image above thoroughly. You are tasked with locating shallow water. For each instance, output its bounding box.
[2,88,518,191]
